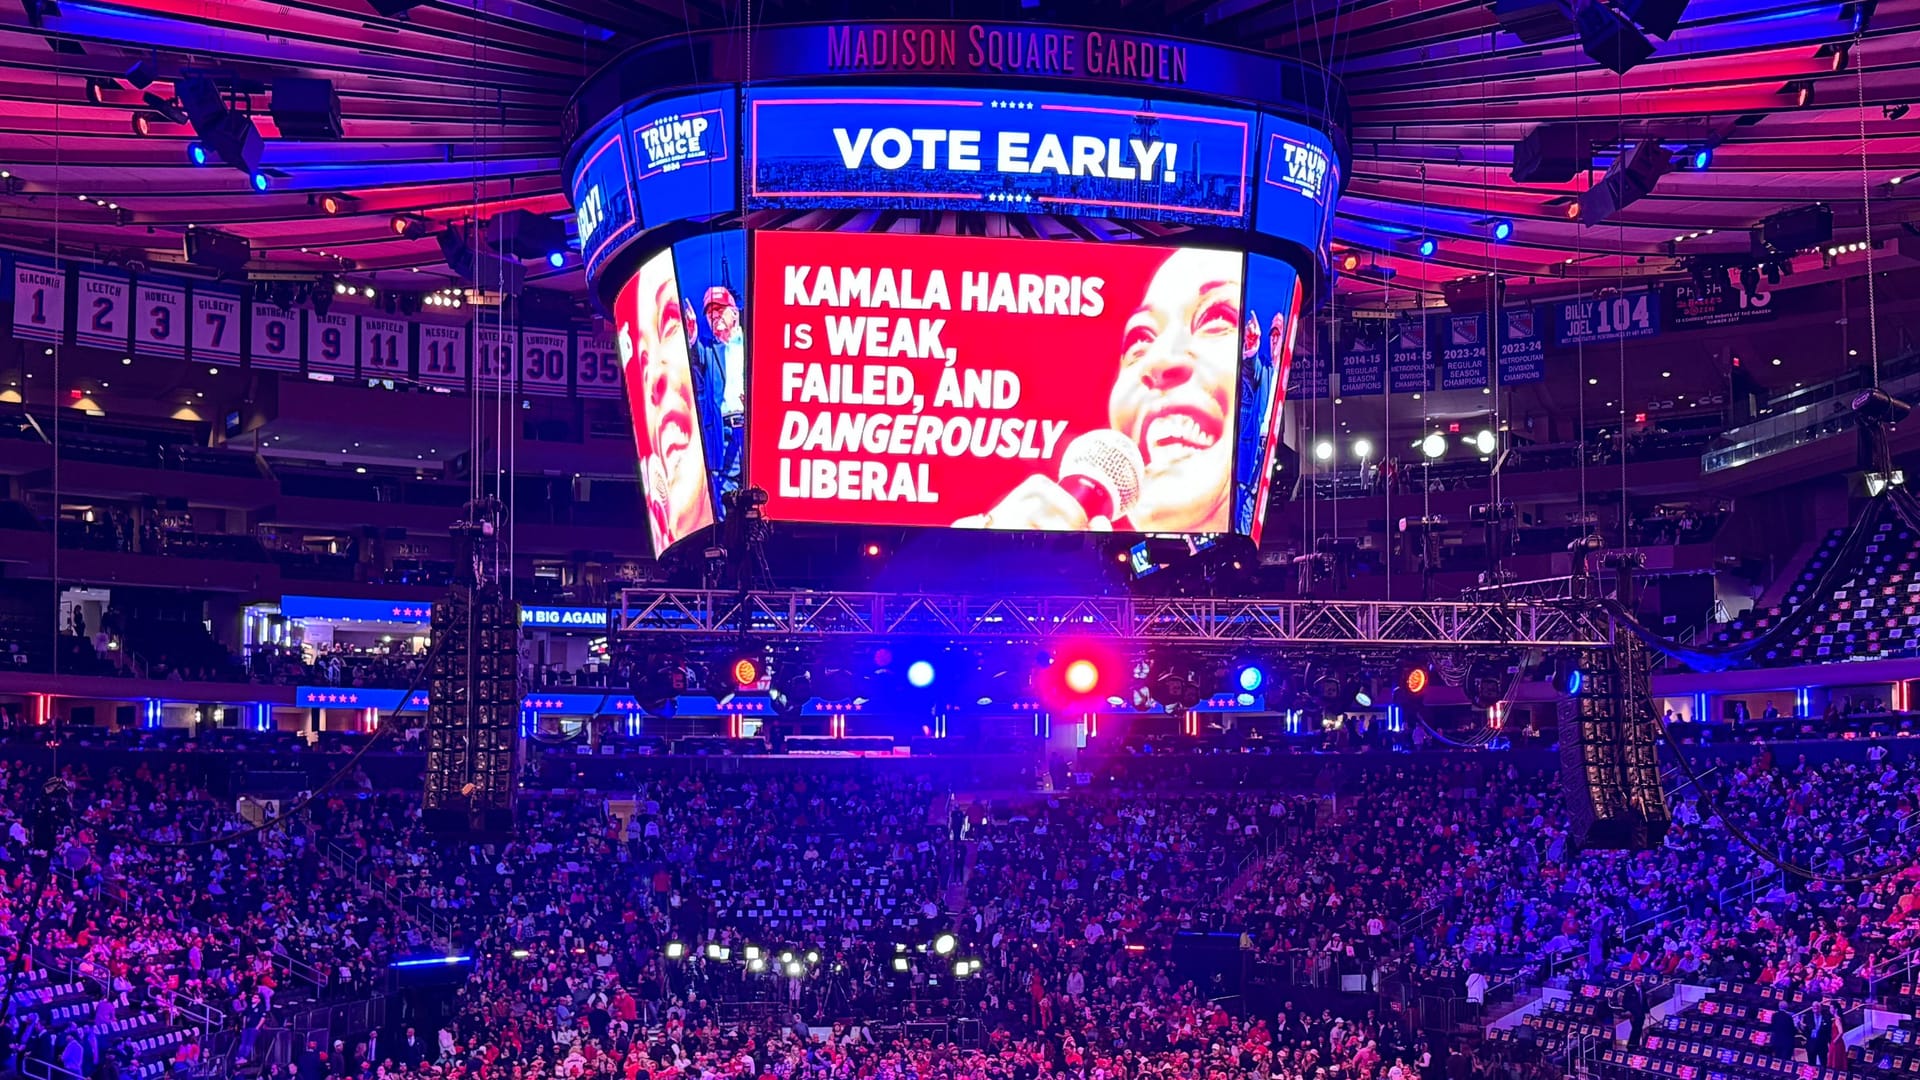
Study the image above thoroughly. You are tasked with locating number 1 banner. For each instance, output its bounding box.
[250,302,301,371]
[75,271,130,351]
[192,287,244,366]
[135,282,187,358]
[13,263,67,343]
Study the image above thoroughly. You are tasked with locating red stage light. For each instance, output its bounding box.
[730,657,761,689]
[1064,659,1099,695]
[1403,667,1429,694]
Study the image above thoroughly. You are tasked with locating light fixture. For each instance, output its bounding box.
[1420,432,1447,459]
[188,143,209,166]
[546,251,566,268]
[933,933,957,956]
[1313,440,1334,462]
[250,171,269,192]
[1690,147,1712,170]
[1416,236,1438,258]
[1353,437,1374,458]
[1474,430,1497,455]
[1886,103,1911,121]
[1490,219,1513,242]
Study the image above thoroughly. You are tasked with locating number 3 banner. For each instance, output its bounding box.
[135,282,187,358]
[13,263,67,343]
[192,287,244,366]
[75,271,130,351]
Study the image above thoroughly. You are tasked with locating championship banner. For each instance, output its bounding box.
[134,282,187,358]
[574,330,622,398]
[12,263,66,343]
[1555,291,1659,347]
[359,316,411,381]
[418,323,469,389]
[746,85,1255,228]
[744,229,1242,535]
[74,271,130,351]
[475,327,517,391]
[1285,345,1329,401]
[1437,313,1488,391]
[1666,280,1774,330]
[1387,317,1432,394]
[522,329,572,396]
[1497,306,1545,385]
[1337,333,1385,397]
[306,310,355,377]
[249,302,302,371]
[191,287,244,366]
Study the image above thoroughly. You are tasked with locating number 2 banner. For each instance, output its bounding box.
[75,271,130,351]
[13,263,67,343]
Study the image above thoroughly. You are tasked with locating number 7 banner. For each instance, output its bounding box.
[192,287,244,366]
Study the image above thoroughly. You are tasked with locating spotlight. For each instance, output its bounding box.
[1416,237,1437,258]
[665,942,685,959]
[932,933,957,956]
[1313,440,1334,462]
[141,92,188,126]
[1474,429,1497,455]
[249,171,269,192]
[1236,664,1266,693]
[1420,432,1447,460]
[546,251,566,268]
[785,961,805,978]
[1550,653,1585,696]
[131,113,151,137]
[1339,252,1361,273]
[1352,437,1374,459]
[1063,660,1099,696]
[1790,81,1814,109]
[1490,219,1513,242]
[1690,147,1712,170]
[125,57,158,91]
[892,957,909,972]
[1402,665,1430,695]
[317,193,357,216]
[85,78,114,105]
[728,655,763,690]
[1851,387,1913,424]
[188,143,209,166]
[907,660,936,689]
[391,214,430,238]
[1886,104,1911,121]
[1829,42,1850,73]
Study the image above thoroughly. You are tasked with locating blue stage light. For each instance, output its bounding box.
[1417,237,1437,258]
[1491,220,1513,242]
[250,171,269,192]
[907,660,935,688]
[188,143,208,166]
[1237,665,1265,692]
[1692,147,1712,170]
[547,251,566,268]
[1567,668,1583,695]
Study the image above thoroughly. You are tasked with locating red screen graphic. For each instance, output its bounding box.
[616,248,715,554]
[748,231,1243,533]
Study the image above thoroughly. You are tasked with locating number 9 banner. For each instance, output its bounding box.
[250,302,301,371]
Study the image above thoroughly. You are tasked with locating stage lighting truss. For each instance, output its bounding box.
[616,589,1609,648]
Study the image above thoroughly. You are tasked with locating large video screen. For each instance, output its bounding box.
[630,89,739,227]
[746,86,1255,228]
[1235,254,1303,546]
[615,248,716,554]
[673,230,749,510]
[748,231,1244,534]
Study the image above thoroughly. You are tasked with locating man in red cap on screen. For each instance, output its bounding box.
[699,284,746,497]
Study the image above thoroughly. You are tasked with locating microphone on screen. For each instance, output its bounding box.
[1057,429,1146,522]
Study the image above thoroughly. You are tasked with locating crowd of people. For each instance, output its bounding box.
[2,741,1917,1080]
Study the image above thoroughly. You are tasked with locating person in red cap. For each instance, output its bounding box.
[695,283,745,497]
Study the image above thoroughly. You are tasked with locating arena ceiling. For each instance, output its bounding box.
[1,0,1917,306]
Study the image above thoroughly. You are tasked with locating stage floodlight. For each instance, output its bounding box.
[1551,653,1585,696]
[1474,430,1497,455]
[142,92,188,126]
[1691,147,1712,170]
[1237,664,1265,693]
[270,77,343,140]
[907,660,936,689]
[1576,140,1667,226]
[665,942,684,959]
[250,171,269,192]
[188,142,209,166]
[546,251,566,268]
[932,933,957,956]
[1577,0,1654,73]
[1421,432,1447,459]
[1402,666,1430,695]
[1063,660,1099,696]
[892,957,909,972]
[485,208,568,261]
[1852,388,1913,424]
[1353,437,1374,459]
[1313,440,1334,462]
[1416,236,1438,258]
[1491,219,1513,242]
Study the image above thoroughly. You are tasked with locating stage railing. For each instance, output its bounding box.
[618,589,1610,648]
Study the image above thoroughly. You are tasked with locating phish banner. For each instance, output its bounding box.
[1437,313,1489,391]
[1497,306,1546,385]
[747,85,1255,228]
[749,231,1244,535]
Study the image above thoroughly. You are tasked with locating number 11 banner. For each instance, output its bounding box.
[418,323,469,389]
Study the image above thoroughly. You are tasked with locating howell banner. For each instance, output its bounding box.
[748,231,1244,535]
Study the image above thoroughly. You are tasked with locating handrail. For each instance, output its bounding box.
[268,947,326,991]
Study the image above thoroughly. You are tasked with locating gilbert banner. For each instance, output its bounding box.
[748,231,1244,535]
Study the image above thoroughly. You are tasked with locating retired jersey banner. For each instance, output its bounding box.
[306,311,354,377]
[1387,317,1432,394]
[418,323,468,388]
[134,283,187,358]
[574,331,622,398]
[191,287,244,366]
[360,316,411,381]
[75,271,130,351]
[1555,291,1659,347]
[1437,313,1489,391]
[1497,306,1546,385]
[475,327,518,391]
[522,329,572,396]
[249,303,301,371]
[12,263,66,343]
